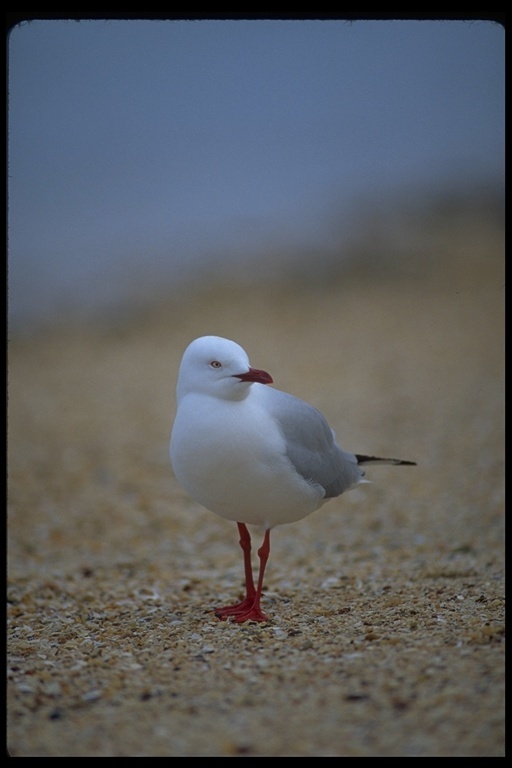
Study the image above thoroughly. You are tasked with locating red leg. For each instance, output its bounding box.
[215,523,255,618]
[239,522,256,603]
[215,525,271,623]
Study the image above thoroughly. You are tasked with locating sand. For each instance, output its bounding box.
[7,224,504,755]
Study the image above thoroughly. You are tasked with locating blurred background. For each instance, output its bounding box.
[7,18,504,331]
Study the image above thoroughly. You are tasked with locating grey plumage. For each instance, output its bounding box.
[262,386,416,500]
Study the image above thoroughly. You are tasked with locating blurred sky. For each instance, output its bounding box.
[8,18,505,327]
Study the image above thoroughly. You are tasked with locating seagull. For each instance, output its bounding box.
[170,335,416,623]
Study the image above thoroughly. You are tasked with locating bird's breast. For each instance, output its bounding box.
[170,394,324,527]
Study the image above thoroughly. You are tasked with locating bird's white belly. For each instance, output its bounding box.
[170,396,324,528]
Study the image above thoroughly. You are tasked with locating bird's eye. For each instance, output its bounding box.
[210,360,222,368]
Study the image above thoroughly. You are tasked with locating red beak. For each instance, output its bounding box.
[234,367,273,385]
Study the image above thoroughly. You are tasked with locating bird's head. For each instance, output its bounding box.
[176,336,273,402]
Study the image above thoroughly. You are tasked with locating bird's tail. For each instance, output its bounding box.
[355,454,416,466]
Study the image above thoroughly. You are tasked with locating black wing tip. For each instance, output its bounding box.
[355,454,417,466]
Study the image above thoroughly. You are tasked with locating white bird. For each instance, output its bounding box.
[170,335,415,623]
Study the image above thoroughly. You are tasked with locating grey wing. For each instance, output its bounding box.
[265,388,363,498]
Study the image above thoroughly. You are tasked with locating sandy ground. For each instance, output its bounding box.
[7,222,504,756]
